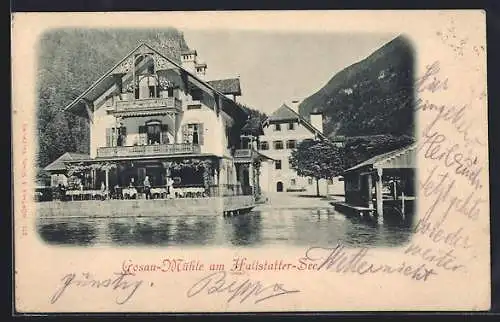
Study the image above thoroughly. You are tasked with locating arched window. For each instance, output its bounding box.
[133,53,159,99]
[137,75,158,99]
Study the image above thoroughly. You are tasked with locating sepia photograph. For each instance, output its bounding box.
[12,11,489,312]
[35,28,416,248]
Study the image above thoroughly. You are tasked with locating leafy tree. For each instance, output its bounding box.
[289,139,344,197]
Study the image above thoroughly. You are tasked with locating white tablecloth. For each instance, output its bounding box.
[171,187,205,197]
[151,187,168,195]
[122,188,138,196]
[65,190,106,198]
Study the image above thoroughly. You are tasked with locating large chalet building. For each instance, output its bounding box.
[44,43,267,199]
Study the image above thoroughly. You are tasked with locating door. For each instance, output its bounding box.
[276,181,283,192]
[146,122,161,144]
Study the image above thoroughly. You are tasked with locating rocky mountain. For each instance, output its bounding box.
[37,28,190,168]
[298,35,415,138]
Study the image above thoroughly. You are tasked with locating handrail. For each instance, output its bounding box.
[97,143,201,158]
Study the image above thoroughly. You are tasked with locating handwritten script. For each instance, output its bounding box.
[50,271,144,305]
[409,58,486,277]
[302,243,437,281]
[186,271,300,304]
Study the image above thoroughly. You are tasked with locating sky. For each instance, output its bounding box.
[182,30,397,114]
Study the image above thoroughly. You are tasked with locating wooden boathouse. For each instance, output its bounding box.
[333,144,416,220]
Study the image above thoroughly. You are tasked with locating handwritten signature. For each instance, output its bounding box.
[186,271,300,304]
[302,242,438,282]
[50,271,144,305]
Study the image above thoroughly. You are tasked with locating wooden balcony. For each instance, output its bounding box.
[234,149,253,158]
[234,148,274,163]
[233,149,254,163]
[108,97,182,117]
[97,143,201,158]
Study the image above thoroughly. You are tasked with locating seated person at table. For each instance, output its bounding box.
[100,181,107,200]
[58,184,66,201]
[113,184,122,199]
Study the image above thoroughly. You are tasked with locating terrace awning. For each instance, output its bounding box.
[344,144,417,174]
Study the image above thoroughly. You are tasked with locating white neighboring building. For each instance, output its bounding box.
[258,103,344,196]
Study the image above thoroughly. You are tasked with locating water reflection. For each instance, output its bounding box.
[225,213,262,246]
[36,206,413,247]
[38,221,98,246]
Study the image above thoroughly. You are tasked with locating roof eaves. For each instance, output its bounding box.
[63,42,147,113]
[64,42,247,117]
[344,143,416,173]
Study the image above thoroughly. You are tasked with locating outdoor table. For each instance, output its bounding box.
[67,189,107,200]
[171,187,205,198]
[150,187,168,199]
[66,190,82,200]
[123,188,138,199]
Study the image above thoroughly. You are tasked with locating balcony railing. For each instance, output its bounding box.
[234,149,252,158]
[110,97,182,115]
[97,143,201,158]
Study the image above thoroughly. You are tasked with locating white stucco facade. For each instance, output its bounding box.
[257,105,344,196]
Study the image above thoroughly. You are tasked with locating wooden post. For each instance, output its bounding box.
[375,168,383,217]
[91,168,96,189]
[173,113,177,144]
[366,173,373,209]
[105,168,110,197]
[255,162,260,198]
[401,191,405,220]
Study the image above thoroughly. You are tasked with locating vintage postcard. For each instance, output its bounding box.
[12,10,489,312]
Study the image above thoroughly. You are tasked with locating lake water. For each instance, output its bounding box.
[36,202,414,248]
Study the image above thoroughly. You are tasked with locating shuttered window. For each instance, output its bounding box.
[106,128,113,147]
[197,123,204,145]
[161,124,169,144]
[107,127,127,147]
[139,125,147,145]
[118,126,127,146]
[182,123,204,145]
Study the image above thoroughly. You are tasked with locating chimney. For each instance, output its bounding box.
[195,62,207,80]
[310,111,323,134]
[181,49,197,73]
[289,100,300,113]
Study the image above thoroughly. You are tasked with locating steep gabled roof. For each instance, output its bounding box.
[207,78,241,96]
[267,104,300,122]
[264,103,327,140]
[63,43,247,119]
[43,152,90,172]
[182,49,197,55]
[241,116,264,135]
